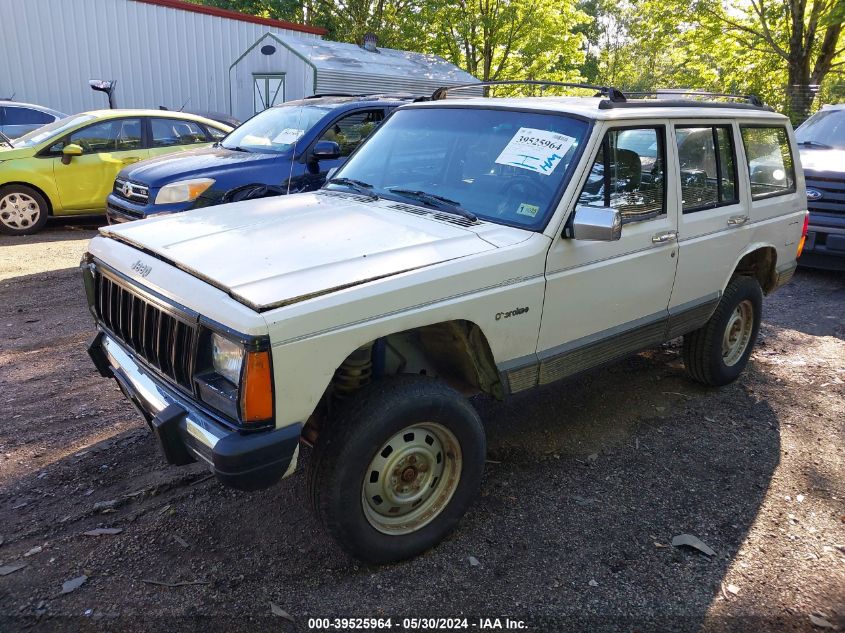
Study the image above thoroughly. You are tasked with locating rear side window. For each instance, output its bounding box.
[576,126,666,224]
[151,118,208,147]
[675,125,738,212]
[740,126,795,199]
[4,106,55,125]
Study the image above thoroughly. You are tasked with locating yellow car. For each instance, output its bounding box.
[0,110,232,235]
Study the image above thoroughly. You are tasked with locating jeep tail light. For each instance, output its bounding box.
[240,350,274,423]
[797,212,809,258]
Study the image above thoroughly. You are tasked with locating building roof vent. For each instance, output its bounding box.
[362,33,379,53]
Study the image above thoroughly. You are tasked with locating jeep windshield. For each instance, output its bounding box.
[326,107,589,229]
[220,105,333,154]
[796,109,845,150]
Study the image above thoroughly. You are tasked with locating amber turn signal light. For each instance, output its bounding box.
[796,212,809,258]
[240,350,274,423]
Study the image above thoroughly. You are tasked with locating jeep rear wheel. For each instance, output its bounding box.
[0,185,49,235]
[308,376,486,564]
[683,275,763,386]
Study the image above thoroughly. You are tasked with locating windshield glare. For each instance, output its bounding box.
[221,105,331,153]
[12,114,96,148]
[328,107,589,229]
[796,109,845,149]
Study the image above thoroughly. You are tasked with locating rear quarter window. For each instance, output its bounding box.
[740,125,796,200]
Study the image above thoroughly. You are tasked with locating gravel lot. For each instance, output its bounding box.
[1,220,843,632]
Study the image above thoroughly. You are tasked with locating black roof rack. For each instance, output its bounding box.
[305,93,356,99]
[431,80,627,103]
[622,90,767,107]
[305,93,423,101]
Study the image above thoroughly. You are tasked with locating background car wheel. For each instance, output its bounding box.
[683,275,763,386]
[0,185,49,235]
[307,375,486,564]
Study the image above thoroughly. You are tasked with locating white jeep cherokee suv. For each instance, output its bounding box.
[82,84,808,563]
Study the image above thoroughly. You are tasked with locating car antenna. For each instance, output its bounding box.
[3,92,14,101]
[287,43,312,195]
[178,97,191,112]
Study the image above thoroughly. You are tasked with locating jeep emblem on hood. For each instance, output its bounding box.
[130,259,152,278]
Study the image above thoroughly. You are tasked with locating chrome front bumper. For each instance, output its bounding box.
[89,332,301,490]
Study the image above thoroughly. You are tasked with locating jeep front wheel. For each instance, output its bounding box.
[308,376,486,564]
[683,275,763,386]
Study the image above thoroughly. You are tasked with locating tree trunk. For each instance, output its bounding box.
[786,59,814,123]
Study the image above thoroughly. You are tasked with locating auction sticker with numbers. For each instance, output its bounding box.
[495,128,577,176]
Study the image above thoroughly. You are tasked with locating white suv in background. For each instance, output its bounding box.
[82,83,807,563]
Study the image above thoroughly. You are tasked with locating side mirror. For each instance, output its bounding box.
[61,143,83,164]
[570,205,622,241]
[311,140,340,161]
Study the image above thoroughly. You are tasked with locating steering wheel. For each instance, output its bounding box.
[495,175,554,217]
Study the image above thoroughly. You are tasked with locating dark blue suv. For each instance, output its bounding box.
[106,95,415,223]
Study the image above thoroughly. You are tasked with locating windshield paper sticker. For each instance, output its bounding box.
[272,128,306,145]
[495,128,576,176]
[516,203,540,217]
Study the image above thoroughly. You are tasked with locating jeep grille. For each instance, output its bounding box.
[94,270,197,390]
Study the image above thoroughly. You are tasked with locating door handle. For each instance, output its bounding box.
[651,230,678,244]
[121,157,141,164]
[727,215,749,227]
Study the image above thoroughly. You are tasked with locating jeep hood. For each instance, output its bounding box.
[98,192,510,310]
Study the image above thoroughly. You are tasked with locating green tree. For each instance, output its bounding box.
[189,0,305,21]
[693,0,844,120]
[412,0,589,91]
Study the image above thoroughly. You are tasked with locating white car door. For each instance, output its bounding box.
[518,122,680,390]
[666,120,752,332]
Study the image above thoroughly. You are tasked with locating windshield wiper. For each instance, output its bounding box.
[387,188,477,222]
[0,131,14,149]
[327,177,378,200]
[224,145,252,152]
[797,140,832,149]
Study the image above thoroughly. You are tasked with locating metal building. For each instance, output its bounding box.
[0,0,477,123]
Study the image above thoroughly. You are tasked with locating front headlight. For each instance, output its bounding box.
[154,178,214,204]
[198,331,274,425]
[211,333,244,385]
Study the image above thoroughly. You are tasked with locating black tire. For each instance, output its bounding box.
[0,185,49,235]
[683,275,763,386]
[308,375,486,564]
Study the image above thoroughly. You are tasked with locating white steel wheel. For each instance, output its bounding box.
[362,422,462,535]
[683,275,763,387]
[722,299,754,367]
[308,376,486,564]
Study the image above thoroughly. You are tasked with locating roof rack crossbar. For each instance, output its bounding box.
[625,90,764,107]
[431,80,627,103]
[306,93,425,101]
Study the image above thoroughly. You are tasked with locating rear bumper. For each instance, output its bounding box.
[800,212,845,271]
[88,332,300,490]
